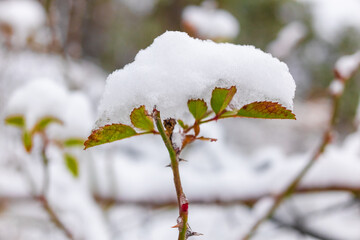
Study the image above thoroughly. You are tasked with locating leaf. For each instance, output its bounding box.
[130,106,154,131]
[237,101,296,119]
[187,99,208,121]
[22,130,33,152]
[210,86,237,115]
[32,116,63,133]
[177,119,188,129]
[84,124,137,149]
[64,153,79,177]
[64,138,85,147]
[5,115,25,128]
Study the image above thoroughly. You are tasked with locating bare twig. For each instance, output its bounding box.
[40,134,75,240]
[271,216,340,240]
[240,64,357,240]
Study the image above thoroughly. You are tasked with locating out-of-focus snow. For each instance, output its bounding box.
[329,79,344,96]
[182,2,239,40]
[334,51,360,80]
[5,80,94,138]
[267,22,307,59]
[5,79,68,130]
[0,0,46,47]
[298,0,360,43]
[96,31,295,128]
[46,145,111,240]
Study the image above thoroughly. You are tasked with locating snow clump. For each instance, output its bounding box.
[182,2,239,40]
[96,31,296,128]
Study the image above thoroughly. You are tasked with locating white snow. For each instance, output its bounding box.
[5,79,94,139]
[334,51,360,80]
[96,31,295,128]
[267,22,307,59]
[182,2,239,40]
[5,79,68,130]
[298,0,360,43]
[329,79,344,96]
[0,0,46,47]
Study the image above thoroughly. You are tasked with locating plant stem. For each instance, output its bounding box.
[154,110,189,240]
[41,136,75,240]
[241,77,346,240]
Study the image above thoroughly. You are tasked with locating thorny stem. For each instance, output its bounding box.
[241,74,350,240]
[154,110,189,240]
[40,134,75,240]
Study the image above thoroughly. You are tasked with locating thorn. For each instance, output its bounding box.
[171,224,179,228]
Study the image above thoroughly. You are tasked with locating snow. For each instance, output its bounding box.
[329,79,344,96]
[0,0,46,47]
[334,51,360,80]
[47,92,94,141]
[4,79,94,140]
[171,132,184,151]
[96,31,295,128]
[298,0,360,43]
[182,2,240,40]
[5,79,68,130]
[267,22,307,59]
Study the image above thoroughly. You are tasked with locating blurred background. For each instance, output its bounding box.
[0,0,360,239]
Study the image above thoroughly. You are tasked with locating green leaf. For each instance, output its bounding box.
[23,130,33,152]
[32,116,63,133]
[210,86,237,115]
[64,153,79,177]
[130,105,154,131]
[84,124,137,149]
[5,115,25,128]
[64,138,85,147]
[177,119,188,129]
[188,99,208,121]
[237,101,296,119]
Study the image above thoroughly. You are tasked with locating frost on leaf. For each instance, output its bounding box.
[237,101,296,119]
[84,124,137,149]
[130,105,154,131]
[64,153,79,178]
[187,99,208,121]
[5,115,25,128]
[210,86,237,115]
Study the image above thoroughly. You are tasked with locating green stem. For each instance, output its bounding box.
[154,110,188,240]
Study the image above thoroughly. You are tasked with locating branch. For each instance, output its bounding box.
[240,63,354,240]
[39,134,75,240]
[271,216,340,240]
[154,110,189,240]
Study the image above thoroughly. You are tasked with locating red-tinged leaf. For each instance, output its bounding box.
[237,101,296,119]
[84,124,137,149]
[187,99,208,121]
[5,115,25,128]
[210,86,237,115]
[130,105,154,131]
